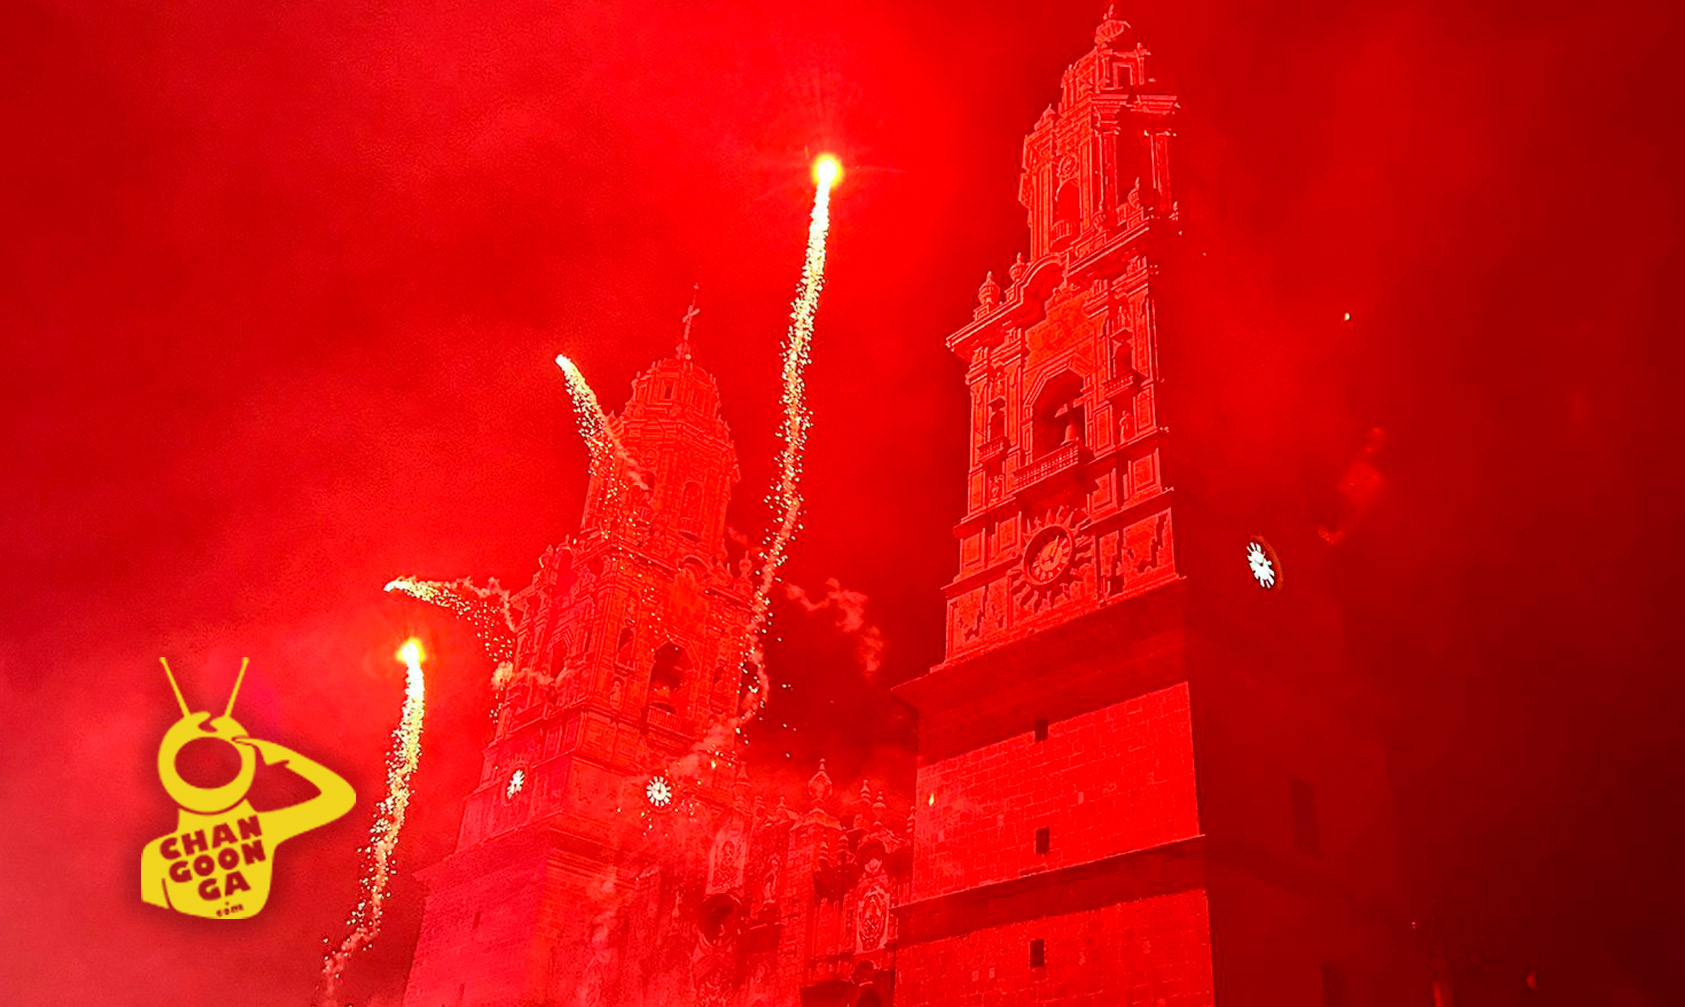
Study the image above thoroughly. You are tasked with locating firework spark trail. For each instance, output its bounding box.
[736,155,840,723]
[317,639,427,1006]
[384,576,517,673]
[553,354,631,467]
[556,354,649,534]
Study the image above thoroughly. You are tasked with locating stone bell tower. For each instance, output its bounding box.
[401,309,756,1007]
[937,8,1180,665]
[895,11,1422,1005]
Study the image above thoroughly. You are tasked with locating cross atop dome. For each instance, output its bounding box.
[1096,5,1134,47]
[677,283,701,360]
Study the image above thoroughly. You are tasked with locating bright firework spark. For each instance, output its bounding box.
[317,638,427,1005]
[555,353,649,534]
[1246,541,1277,589]
[384,576,516,672]
[737,154,840,722]
[813,152,842,188]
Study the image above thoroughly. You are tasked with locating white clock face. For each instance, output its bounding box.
[1247,540,1277,589]
[506,768,526,799]
[646,775,673,807]
[1025,528,1075,585]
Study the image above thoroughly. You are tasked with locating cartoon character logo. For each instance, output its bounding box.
[140,657,354,919]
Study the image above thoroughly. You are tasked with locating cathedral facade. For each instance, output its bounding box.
[401,12,1419,1007]
[400,335,910,1007]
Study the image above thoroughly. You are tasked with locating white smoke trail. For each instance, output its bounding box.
[784,578,886,682]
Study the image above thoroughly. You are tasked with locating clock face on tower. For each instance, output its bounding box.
[1009,508,1091,614]
[1246,539,1279,590]
[1025,527,1075,585]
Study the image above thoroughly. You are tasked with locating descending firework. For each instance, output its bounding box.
[738,153,842,720]
[383,576,517,673]
[317,639,427,1006]
[556,353,649,534]
[553,353,630,467]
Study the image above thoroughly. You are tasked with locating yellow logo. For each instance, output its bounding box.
[141,657,355,919]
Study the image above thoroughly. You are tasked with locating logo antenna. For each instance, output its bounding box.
[158,657,191,718]
[225,657,250,718]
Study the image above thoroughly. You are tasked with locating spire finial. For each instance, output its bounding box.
[677,283,700,360]
[1096,3,1133,47]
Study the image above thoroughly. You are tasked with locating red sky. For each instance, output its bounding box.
[3,1,1681,1004]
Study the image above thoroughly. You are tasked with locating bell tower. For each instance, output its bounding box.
[402,316,755,1007]
[895,11,1421,1006]
[1022,15,1171,262]
[578,315,737,557]
[944,11,1181,665]
[458,333,752,849]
